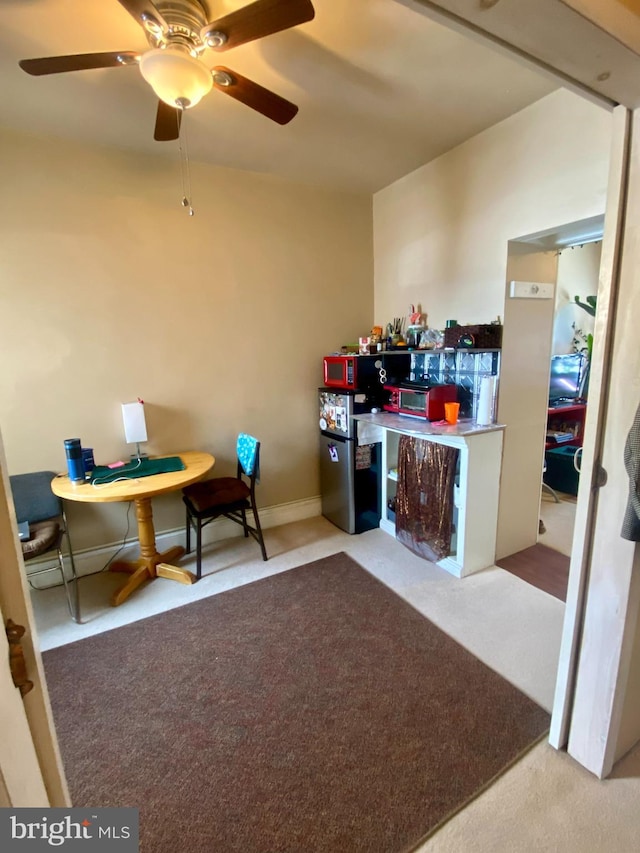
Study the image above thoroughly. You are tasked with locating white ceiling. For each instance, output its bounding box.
[0,0,559,193]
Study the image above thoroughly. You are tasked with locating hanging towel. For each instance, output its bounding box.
[395,435,459,562]
[622,402,640,541]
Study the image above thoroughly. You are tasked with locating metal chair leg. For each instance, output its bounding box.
[57,552,80,624]
[542,482,560,503]
[62,517,81,623]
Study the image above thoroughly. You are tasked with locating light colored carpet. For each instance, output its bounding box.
[29,515,640,852]
[539,491,576,557]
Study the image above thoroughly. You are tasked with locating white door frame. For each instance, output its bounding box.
[562,107,640,776]
[549,106,632,759]
[0,429,69,805]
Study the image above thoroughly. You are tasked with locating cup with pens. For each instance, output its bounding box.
[387,317,405,347]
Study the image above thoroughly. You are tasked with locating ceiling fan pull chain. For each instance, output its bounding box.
[178,109,194,216]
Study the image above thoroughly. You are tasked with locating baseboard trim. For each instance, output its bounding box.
[27,496,322,586]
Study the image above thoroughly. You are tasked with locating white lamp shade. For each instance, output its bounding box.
[139,47,213,109]
[122,401,148,444]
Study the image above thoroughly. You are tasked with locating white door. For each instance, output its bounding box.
[0,431,69,806]
[561,107,640,776]
[0,597,50,806]
[549,105,632,759]
[404,0,640,776]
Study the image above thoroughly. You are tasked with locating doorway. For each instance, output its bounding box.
[540,237,602,568]
[496,219,604,602]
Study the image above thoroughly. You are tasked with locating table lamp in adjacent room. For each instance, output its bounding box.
[122,399,148,460]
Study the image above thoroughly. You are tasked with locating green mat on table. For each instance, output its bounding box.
[89,456,185,485]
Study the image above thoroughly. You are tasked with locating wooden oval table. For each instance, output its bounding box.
[51,451,215,607]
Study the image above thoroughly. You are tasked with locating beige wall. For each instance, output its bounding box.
[0,130,373,550]
[373,89,612,557]
[0,89,614,556]
[373,90,612,332]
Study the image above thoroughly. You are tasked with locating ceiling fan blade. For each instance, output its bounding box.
[201,0,315,51]
[19,51,139,76]
[212,66,298,125]
[154,100,182,141]
[117,0,168,33]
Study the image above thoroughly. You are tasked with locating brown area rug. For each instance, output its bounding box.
[43,552,549,852]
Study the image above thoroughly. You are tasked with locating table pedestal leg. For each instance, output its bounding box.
[109,497,196,606]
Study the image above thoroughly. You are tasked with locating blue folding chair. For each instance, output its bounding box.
[10,470,80,623]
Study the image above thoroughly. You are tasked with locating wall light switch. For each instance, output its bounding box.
[509,280,554,299]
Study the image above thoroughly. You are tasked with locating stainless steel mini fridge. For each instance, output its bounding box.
[318,388,381,534]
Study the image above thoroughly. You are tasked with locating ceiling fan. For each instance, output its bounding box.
[18,0,315,141]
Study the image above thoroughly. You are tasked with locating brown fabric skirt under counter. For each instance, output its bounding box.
[396,435,459,562]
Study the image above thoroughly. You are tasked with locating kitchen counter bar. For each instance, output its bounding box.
[354,411,505,439]
[354,412,505,577]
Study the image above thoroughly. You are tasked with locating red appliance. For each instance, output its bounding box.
[384,384,458,421]
[323,352,411,391]
[323,355,358,389]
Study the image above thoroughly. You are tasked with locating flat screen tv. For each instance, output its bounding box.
[548,353,587,404]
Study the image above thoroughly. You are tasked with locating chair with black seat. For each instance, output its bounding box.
[182,434,268,579]
[9,470,80,623]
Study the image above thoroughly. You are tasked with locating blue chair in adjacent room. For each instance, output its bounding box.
[182,434,268,579]
[9,470,81,623]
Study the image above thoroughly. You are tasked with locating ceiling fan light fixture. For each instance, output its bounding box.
[139,46,212,109]
[203,30,228,49]
[212,70,233,87]
[140,12,164,37]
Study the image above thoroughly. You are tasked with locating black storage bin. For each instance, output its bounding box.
[545,446,581,496]
[443,323,502,349]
